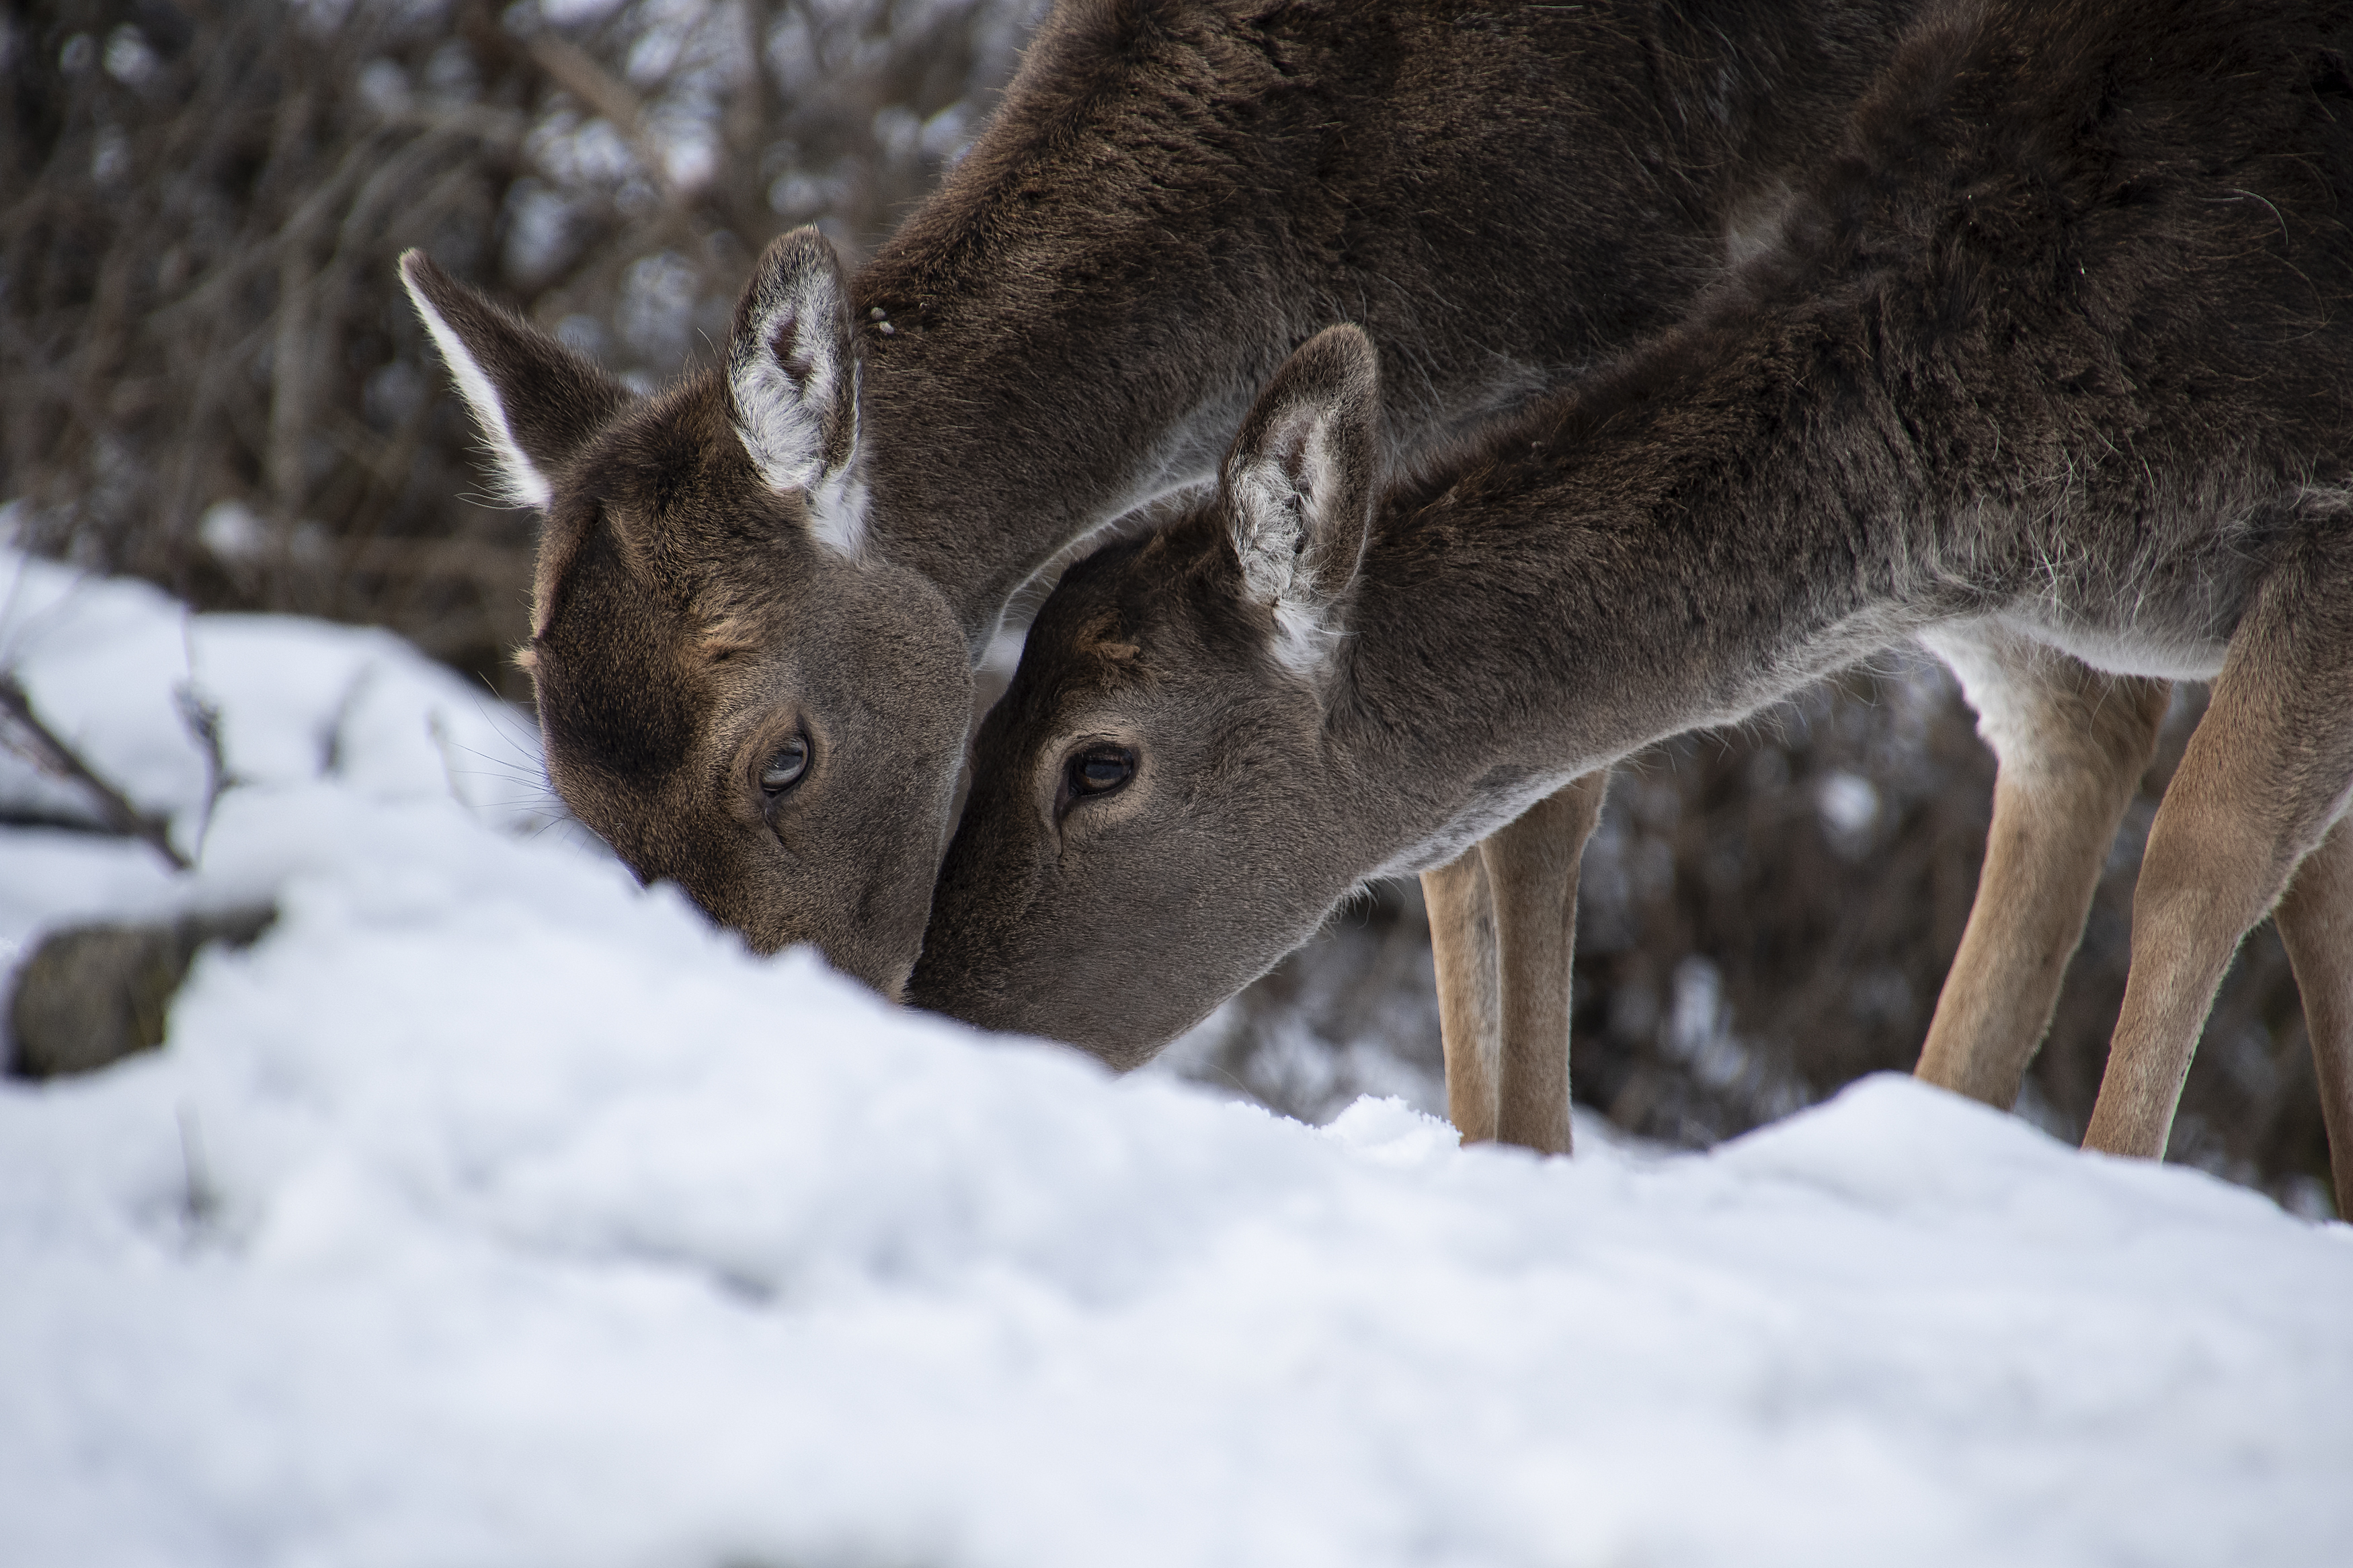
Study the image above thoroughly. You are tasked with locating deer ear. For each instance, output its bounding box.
[728,226,867,559]
[1222,325,1381,677]
[399,251,627,511]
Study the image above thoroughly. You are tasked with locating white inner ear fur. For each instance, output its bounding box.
[1228,402,1355,677]
[402,270,552,511]
[729,272,869,561]
[804,367,869,563]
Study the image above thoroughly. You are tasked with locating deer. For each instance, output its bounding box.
[909,0,2353,1214]
[398,0,1920,1019]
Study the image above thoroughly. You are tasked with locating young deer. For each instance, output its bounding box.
[401,0,1917,1000]
[911,0,2353,1209]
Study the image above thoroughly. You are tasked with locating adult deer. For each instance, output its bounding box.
[912,0,2353,1210]
[399,0,1915,1003]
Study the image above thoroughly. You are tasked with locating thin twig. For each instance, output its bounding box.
[0,673,190,870]
[524,32,680,201]
[174,679,237,862]
[177,1104,221,1233]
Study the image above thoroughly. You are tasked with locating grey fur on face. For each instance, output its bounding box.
[407,0,1923,991]
[916,0,2353,1200]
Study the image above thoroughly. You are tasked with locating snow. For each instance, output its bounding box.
[3,544,2350,1567]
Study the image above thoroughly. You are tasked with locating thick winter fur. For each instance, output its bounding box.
[914,0,2353,1202]
[407,0,1925,993]
[401,253,625,512]
[404,236,968,997]
[1220,329,1382,678]
[857,0,1927,645]
[726,231,868,557]
[1419,778,1611,1153]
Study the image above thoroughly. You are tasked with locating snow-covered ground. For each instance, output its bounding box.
[3,542,2350,1567]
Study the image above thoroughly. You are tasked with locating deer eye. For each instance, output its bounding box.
[758,737,809,794]
[1067,745,1135,799]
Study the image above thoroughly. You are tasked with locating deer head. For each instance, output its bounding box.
[402,229,971,997]
[910,326,1385,1063]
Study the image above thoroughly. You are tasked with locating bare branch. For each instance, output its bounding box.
[174,680,237,862]
[0,673,190,872]
[524,32,679,201]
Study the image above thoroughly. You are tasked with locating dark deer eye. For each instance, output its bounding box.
[758,737,809,794]
[1067,746,1135,798]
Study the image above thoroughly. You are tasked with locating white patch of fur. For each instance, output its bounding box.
[1227,405,1353,678]
[1367,766,1593,881]
[1722,180,1796,272]
[402,267,551,510]
[805,456,871,561]
[801,362,869,561]
[729,275,868,560]
[727,276,834,487]
[1989,616,2228,685]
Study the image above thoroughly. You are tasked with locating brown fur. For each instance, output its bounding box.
[403,243,970,995]
[855,0,1926,641]
[1438,778,1609,1153]
[1419,845,1505,1142]
[2276,819,2353,1216]
[1911,629,2172,1105]
[915,0,2353,1190]
[408,0,1922,991]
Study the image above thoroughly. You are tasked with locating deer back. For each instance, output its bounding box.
[409,0,1921,991]
[913,0,2353,1057]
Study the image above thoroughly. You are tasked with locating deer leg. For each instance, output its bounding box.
[2085,532,2353,1161]
[1478,772,1610,1156]
[2274,815,2353,1220]
[1915,626,2170,1108]
[1421,847,1501,1144]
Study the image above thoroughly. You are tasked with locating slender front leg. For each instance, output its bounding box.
[1480,772,1609,1155]
[2087,530,2353,1161]
[1421,848,1501,1144]
[2274,815,2353,1219]
[1915,628,2169,1108]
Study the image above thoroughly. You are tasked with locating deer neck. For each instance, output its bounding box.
[850,0,1923,659]
[1329,312,1922,879]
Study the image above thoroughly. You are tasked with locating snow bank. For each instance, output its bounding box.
[3,546,2349,1568]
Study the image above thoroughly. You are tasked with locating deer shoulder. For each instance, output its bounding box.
[914,0,2353,1210]
[401,0,1923,995]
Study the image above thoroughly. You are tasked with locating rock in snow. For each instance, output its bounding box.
[2,544,2349,1568]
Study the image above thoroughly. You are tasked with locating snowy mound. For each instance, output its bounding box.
[3,545,2350,1568]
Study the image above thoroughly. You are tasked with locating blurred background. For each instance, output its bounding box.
[3,0,2335,1212]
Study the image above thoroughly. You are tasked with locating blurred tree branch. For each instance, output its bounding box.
[0,672,188,870]
[2,0,1027,692]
